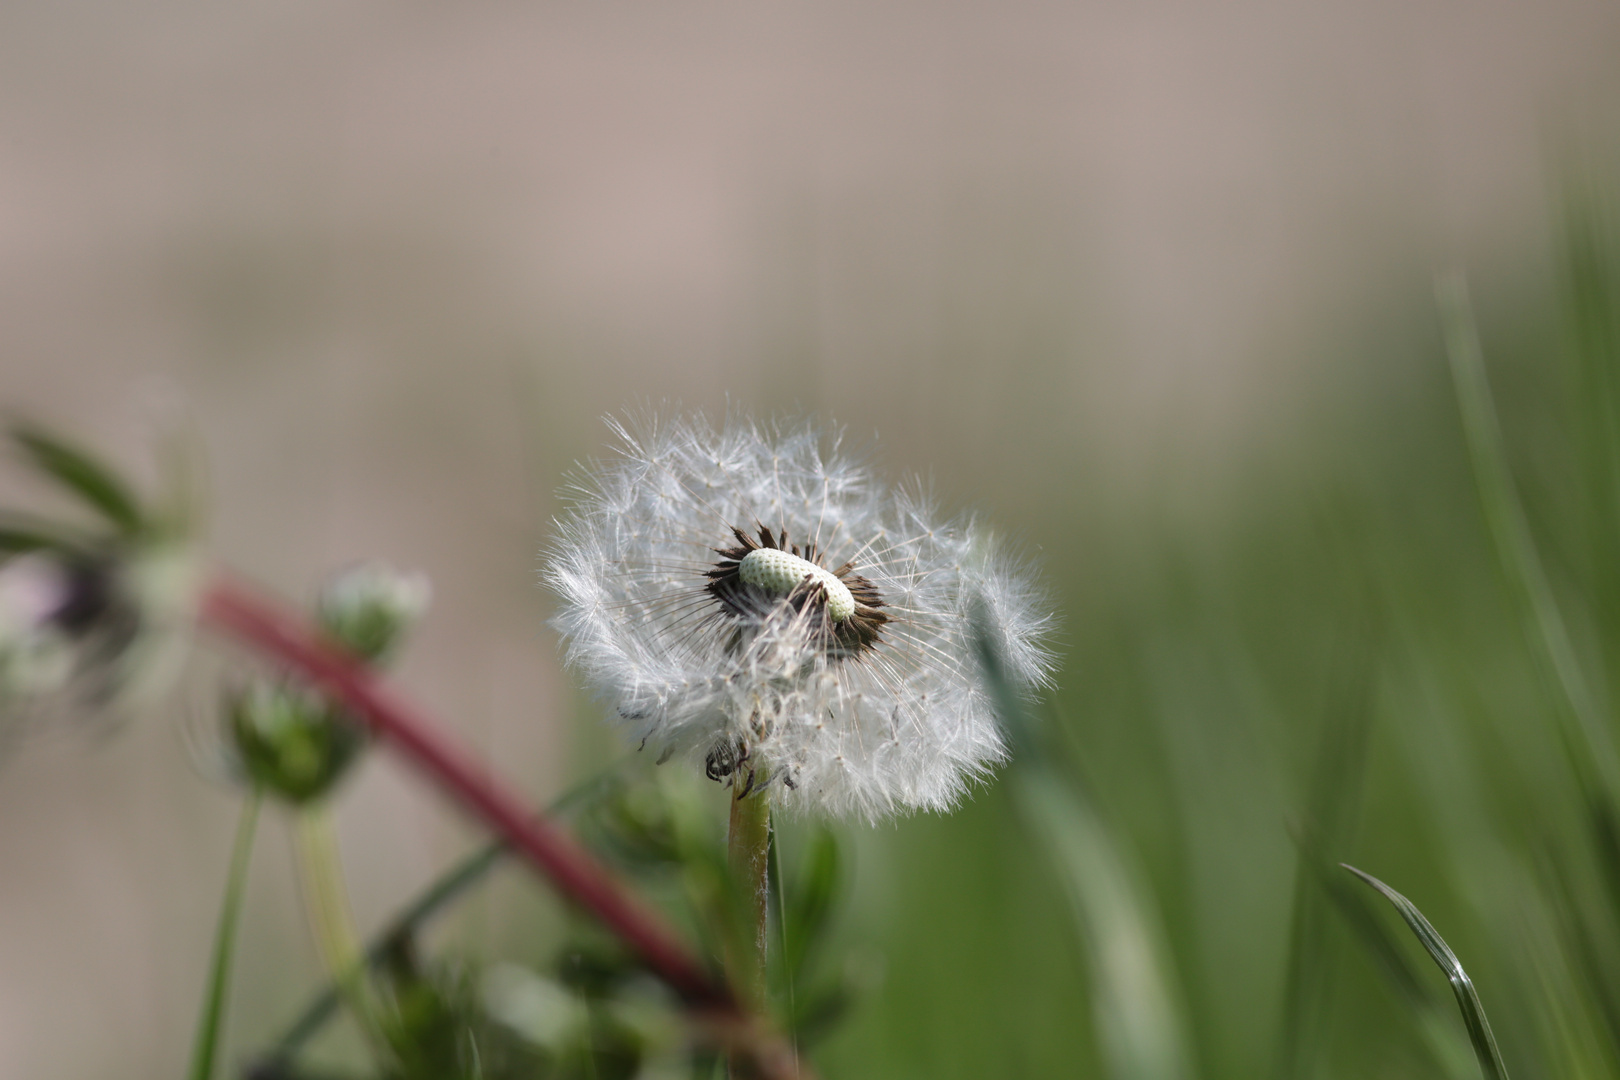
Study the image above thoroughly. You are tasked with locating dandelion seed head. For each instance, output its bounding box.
[544,410,1055,822]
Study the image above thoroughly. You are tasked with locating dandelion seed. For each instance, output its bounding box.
[545,411,1055,822]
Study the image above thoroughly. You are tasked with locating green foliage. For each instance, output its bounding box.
[811,184,1620,1079]
[252,764,861,1078]
[977,610,1193,1080]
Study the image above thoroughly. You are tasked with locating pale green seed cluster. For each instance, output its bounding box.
[738,548,855,622]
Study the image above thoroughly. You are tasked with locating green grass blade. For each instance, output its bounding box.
[1016,770,1196,1080]
[8,422,144,534]
[765,821,798,1059]
[1440,272,1620,796]
[1342,863,1510,1080]
[784,827,840,977]
[186,789,262,1080]
[974,606,1194,1080]
[1275,641,1375,1080]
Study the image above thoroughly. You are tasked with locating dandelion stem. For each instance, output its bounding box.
[728,786,773,1010]
[727,784,773,1078]
[184,787,260,1080]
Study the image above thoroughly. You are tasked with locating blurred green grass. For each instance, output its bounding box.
[762,192,1620,1078]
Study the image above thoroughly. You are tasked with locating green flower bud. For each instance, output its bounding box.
[226,680,366,803]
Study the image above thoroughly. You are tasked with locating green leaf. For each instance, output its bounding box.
[1016,769,1195,1080]
[0,514,74,555]
[784,827,840,977]
[790,979,854,1045]
[9,422,144,534]
[974,605,1194,1080]
[1342,863,1511,1080]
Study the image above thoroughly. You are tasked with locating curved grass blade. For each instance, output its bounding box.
[1342,864,1509,1080]
[1319,865,1476,1076]
[8,422,144,535]
[1018,770,1195,1080]
[1276,637,1375,1080]
[974,606,1194,1080]
[187,789,262,1080]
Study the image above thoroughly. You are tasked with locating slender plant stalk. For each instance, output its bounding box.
[185,788,262,1080]
[294,802,379,1042]
[727,785,773,1078]
[727,787,773,1011]
[198,573,809,1079]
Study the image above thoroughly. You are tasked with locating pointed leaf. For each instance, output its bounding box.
[9,423,143,533]
[1343,863,1510,1080]
[0,517,71,555]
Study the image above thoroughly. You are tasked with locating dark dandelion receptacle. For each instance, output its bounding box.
[705,524,889,660]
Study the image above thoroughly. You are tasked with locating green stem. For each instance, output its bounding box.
[727,786,772,1009]
[294,803,381,1046]
[185,788,262,1080]
[727,784,772,1078]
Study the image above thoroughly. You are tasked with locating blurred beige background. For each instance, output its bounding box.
[0,1,1617,1076]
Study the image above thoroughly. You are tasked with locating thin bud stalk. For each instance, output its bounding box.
[185,788,261,1080]
[294,803,383,1049]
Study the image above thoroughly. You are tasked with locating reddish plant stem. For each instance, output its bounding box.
[200,572,729,1009]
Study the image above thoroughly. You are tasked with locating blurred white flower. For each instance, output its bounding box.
[316,560,432,664]
[546,412,1054,821]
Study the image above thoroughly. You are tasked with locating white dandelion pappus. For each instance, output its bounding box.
[545,412,1054,822]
